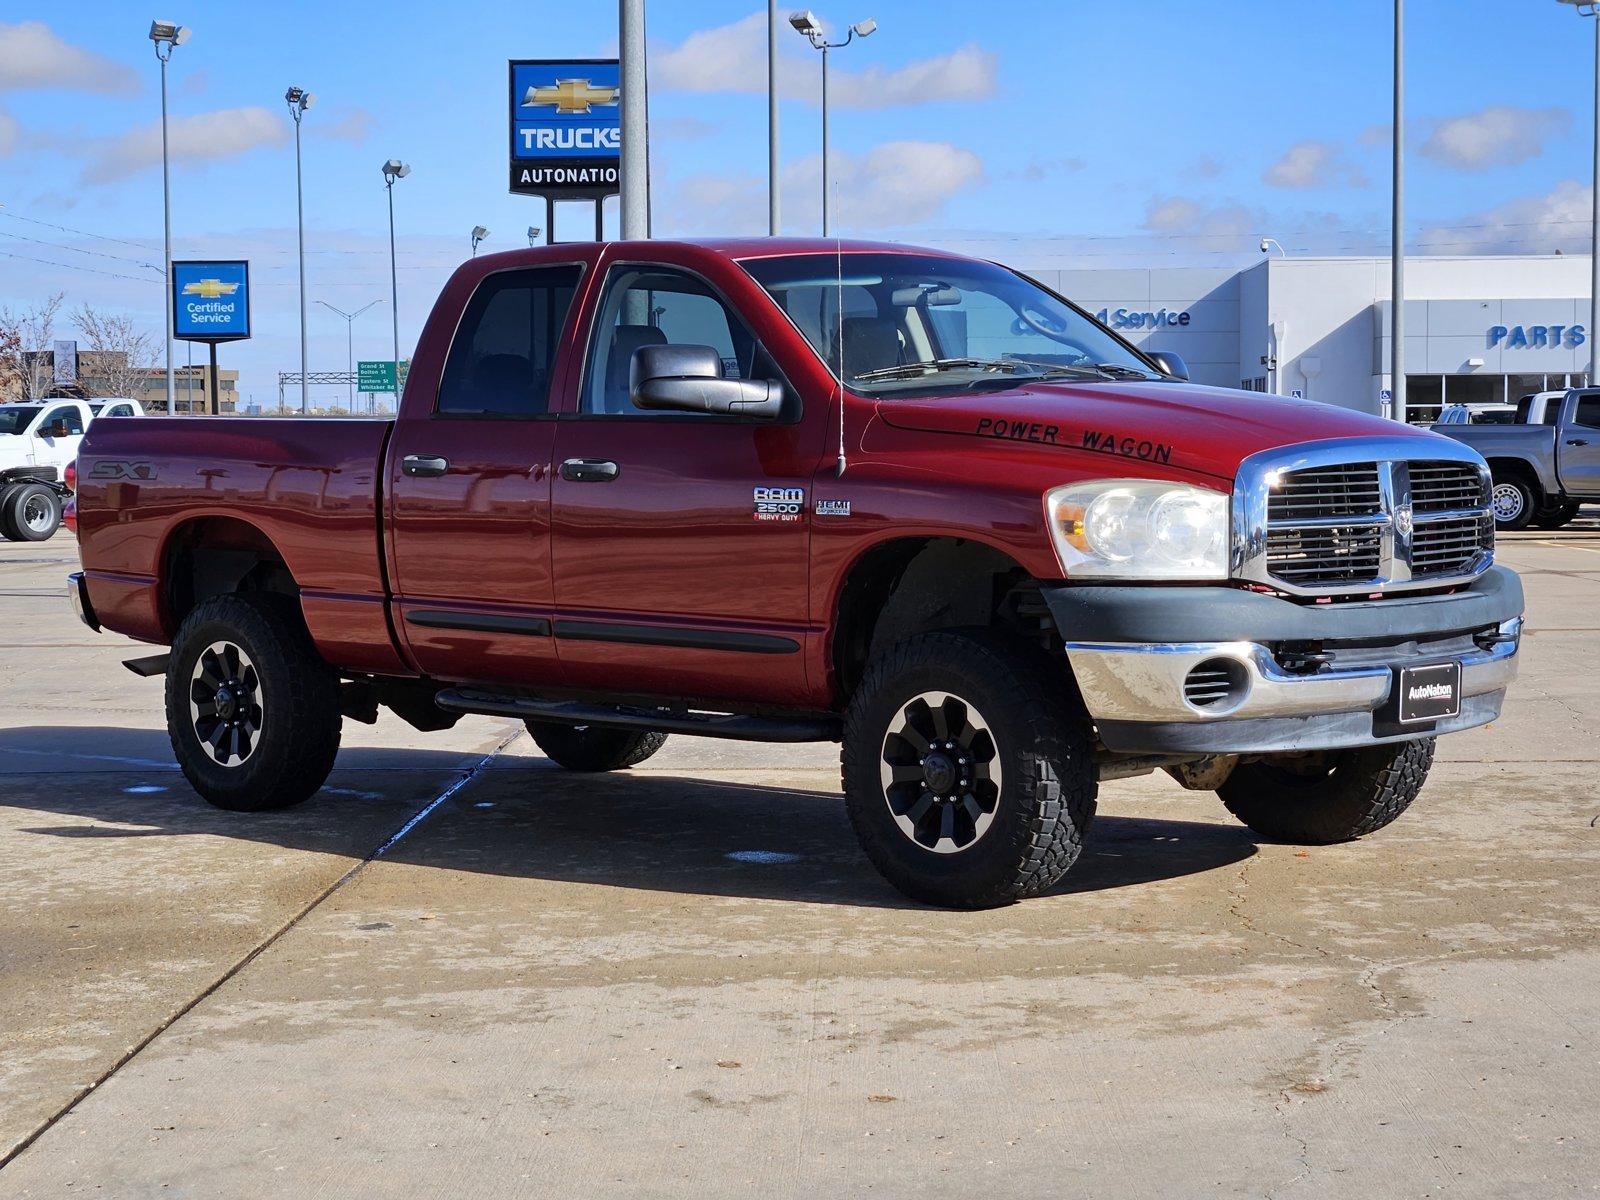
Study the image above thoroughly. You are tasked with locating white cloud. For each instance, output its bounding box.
[1184,155,1227,180]
[1004,157,1086,183]
[311,106,374,143]
[1143,196,1262,237]
[1417,181,1591,254]
[1420,105,1570,171]
[653,12,995,108]
[0,21,139,94]
[665,140,983,234]
[81,106,289,184]
[0,110,17,157]
[1263,140,1367,189]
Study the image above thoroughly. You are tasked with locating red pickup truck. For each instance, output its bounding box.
[70,239,1523,907]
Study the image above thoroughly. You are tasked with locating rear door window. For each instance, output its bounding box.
[437,265,581,417]
[1574,396,1600,430]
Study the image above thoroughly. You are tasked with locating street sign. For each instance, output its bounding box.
[508,59,620,198]
[357,360,408,393]
[172,260,251,343]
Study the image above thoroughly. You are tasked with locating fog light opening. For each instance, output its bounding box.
[1183,658,1249,711]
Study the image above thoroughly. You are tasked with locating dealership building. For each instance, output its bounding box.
[1023,254,1594,424]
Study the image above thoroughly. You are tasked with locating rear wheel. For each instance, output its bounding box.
[842,630,1097,909]
[525,722,667,772]
[1216,739,1434,844]
[3,483,60,541]
[166,594,342,812]
[1490,477,1535,531]
[1534,501,1581,530]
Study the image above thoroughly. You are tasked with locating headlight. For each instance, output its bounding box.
[1045,480,1229,579]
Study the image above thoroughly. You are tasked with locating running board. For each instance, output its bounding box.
[434,688,841,744]
[122,653,170,678]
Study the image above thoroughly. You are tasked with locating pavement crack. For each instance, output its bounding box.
[0,725,523,1174]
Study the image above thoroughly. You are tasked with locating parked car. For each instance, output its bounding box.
[1433,388,1600,529]
[0,398,144,540]
[1435,403,1517,426]
[70,239,1524,907]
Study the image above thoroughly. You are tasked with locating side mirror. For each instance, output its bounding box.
[630,343,782,419]
[1146,350,1188,381]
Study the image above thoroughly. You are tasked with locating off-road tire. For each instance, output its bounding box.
[1217,738,1435,844]
[166,593,342,812]
[525,722,668,771]
[842,629,1097,909]
[3,482,60,541]
[1534,501,1581,530]
[1490,477,1535,531]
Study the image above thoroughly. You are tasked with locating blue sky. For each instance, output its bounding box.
[1,0,1597,402]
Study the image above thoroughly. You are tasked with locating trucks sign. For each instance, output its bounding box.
[508,58,620,197]
[172,260,251,343]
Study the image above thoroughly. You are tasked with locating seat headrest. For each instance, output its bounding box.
[835,316,900,377]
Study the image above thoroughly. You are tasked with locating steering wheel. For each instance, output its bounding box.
[1014,303,1072,343]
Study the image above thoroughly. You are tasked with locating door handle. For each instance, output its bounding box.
[401,454,449,477]
[1566,438,1590,446]
[560,458,619,483]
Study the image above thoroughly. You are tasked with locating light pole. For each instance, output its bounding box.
[619,0,650,239]
[768,0,780,235]
[316,299,382,413]
[1560,0,1600,384]
[149,20,190,413]
[1392,0,1405,422]
[285,85,314,414]
[382,159,409,403]
[471,226,489,257]
[788,11,875,236]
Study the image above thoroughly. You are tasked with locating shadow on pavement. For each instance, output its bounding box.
[0,725,1259,908]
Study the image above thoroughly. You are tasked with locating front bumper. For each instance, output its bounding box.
[1045,566,1524,755]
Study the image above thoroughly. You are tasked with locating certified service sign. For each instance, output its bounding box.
[509,59,620,197]
[172,260,251,343]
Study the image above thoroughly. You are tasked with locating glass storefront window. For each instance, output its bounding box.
[1404,375,1443,424]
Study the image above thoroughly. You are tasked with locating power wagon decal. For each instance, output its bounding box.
[973,418,1172,465]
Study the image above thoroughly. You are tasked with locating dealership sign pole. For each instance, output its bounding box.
[171,260,250,414]
[509,58,622,241]
[1391,0,1405,423]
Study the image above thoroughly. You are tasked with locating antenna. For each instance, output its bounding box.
[834,207,846,476]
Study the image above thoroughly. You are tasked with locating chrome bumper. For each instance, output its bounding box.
[1066,617,1521,754]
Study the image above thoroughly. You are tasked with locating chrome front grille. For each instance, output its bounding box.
[1234,437,1494,597]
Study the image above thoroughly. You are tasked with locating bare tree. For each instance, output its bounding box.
[72,304,156,398]
[0,293,66,400]
[0,320,21,402]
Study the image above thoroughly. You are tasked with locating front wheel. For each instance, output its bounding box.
[525,722,667,772]
[842,630,1097,909]
[1490,478,1535,531]
[1217,739,1435,844]
[166,594,342,812]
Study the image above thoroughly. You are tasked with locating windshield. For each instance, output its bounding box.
[739,253,1158,396]
[0,407,41,435]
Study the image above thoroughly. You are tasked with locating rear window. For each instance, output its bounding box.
[436,265,581,417]
[0,407,41,435]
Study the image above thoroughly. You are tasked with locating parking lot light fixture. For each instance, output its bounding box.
[149,19,191,413]
[789,11,876,235]
[527,225,541,247]
[382,160,409,400]
[471,226,489,257]
[1559,0,1600,383]
[286,87,314,413]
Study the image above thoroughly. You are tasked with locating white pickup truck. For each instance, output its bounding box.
[0,398,143,540]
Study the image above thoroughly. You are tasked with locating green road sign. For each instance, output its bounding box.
[358,360,397,392]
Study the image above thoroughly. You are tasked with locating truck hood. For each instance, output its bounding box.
[874,381,1436,483]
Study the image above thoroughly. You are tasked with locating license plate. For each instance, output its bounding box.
[1397,662,1462,724]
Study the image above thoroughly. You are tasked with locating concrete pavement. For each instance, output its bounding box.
[0,525,1596,1197]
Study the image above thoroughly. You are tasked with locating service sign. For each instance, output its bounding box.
[509,58,620,197]
[172,260,251,343]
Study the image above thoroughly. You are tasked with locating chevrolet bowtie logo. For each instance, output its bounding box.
[521,78,620,114]
[182,278,239,299]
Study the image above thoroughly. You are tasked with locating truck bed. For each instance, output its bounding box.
[75,417,405,673]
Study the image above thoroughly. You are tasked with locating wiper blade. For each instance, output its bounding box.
[851,357,1034,383]
[1093,362,1157,380]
